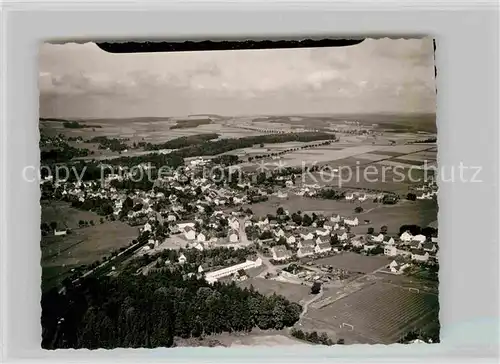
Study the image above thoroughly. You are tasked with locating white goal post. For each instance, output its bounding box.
[409,287,420,293]
[342,323,354,331]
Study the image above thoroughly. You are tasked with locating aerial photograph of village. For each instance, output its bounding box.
[39,38,439,349]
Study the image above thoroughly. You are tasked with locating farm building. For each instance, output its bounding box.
[388,259,411,274]
[272,245,291,261]
[411,249,430,262]
[184,227,196,240]
[205,257,263,284]
[315,242,332,254]
[297,246,315,258]
[344,217,359,226]
[400,231,413,242]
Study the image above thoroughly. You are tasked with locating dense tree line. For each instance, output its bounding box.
[144,132,336,160]
[290,329,343,345]
[397,325,440,344]
[316,188,345,200]
[41,144,90,163]
[174,132,335,158]
[144,133,220,151]
[41,271,302,349]
[399,225,437,237]
[106,153,184,169]
[65,195,115,216]
[169,119,212,129]
[89,136,129,152]
[63,121,95,129]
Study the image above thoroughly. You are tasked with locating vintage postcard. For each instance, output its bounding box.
[39,38,439,349]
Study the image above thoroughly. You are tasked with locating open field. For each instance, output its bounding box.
[238,278,313,303]
[175,329,310,347]
[303,281,439,344]
[42,200,102,230]
[41,201,139,290]
[349,200,437,235]
[239,196,436,235]
[240,195,380,218]
[311,253,391,274]
[42,221,138,266]
[302,166,435,193]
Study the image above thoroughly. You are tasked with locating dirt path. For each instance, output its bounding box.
[300,289,324,320]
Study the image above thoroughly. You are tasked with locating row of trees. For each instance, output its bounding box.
[290,329,344,345]
[247,139,335,163]
[143,133,220,151]
[88,136,129,152]
[146,132,335,159]
[41,272,302,349]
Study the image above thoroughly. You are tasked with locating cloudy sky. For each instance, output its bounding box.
[39,38,436,118]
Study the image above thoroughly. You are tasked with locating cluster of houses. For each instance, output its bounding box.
[413,180,438,200]
[250,213,361,262]
[345,191,385,202]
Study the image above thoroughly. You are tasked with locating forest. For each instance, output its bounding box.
[41,270,302,349]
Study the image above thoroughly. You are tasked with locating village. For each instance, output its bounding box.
[41,154,439,292]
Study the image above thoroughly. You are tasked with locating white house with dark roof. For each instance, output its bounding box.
[384,245,398,257]
[274,228,286,238]
[193,242,205,251]
[315,242,332,254]
[337,232,348,242]
[409,240,423,250]
[184,227,196,241]
[297,246,315,258]
[330,214,341,223]
[178,253,187,264]
[388,259,411,274]
[323,222,334,230]
[344,217,359,226]
[177,222,195,231]
[197,232,207,243]
[229,218,240,231]
[412,234,427,243]
[383,236,395,245]
[298,239,315,249]
[272,245,291,261]
[316,228,330,237]
[143,222,152,232]
[351,237,364,248]
[400,231,413,242]
[423,242,437,253]
[371,233,385,243]
[300,232,314,240]
[411,249,430,262]
[363,242,377,251]
[315,236,327,245]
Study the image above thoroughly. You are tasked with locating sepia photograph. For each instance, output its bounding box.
[38,37,439,349]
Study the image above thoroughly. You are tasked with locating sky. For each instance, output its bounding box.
[39,38,436,118]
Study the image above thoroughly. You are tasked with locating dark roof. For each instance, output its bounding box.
[411,249,426,255]
[273,245,289,257]
[302,239,315,246]
[422,242,435,250]
[299,247,314,254]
